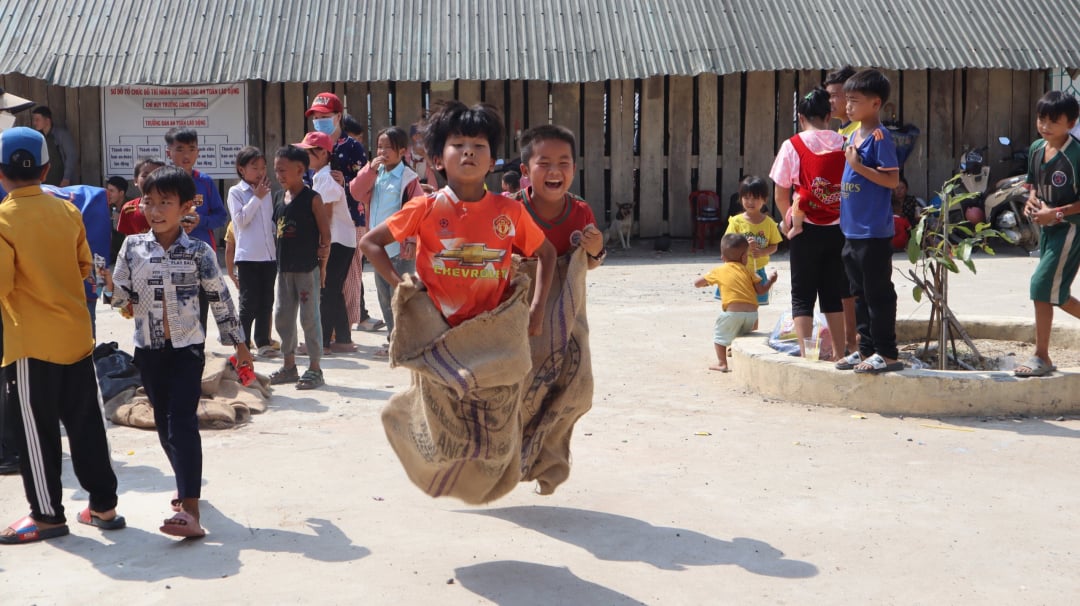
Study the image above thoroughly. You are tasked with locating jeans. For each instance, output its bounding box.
[375,255,415,339]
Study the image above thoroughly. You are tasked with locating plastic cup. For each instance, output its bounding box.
[802,338,820,361]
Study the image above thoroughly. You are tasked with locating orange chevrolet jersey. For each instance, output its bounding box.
[385,188,547,326]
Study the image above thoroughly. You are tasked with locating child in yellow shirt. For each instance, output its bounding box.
[724,176,781,305]
[695,233,777,372]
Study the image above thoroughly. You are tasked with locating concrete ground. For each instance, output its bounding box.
[2,242,1079,605]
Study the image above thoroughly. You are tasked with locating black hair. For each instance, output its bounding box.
[797,88,832,121]
[0,157,46,181]
[141,165,196,203]
[502,170,521,190]
[164,127,198,145]
[519,124,577,165]
[106,175,129,192]
[843,69,891,103]
[30,106,52,119]
[134,157,167,180]
[342,115,365,136]
[1035,91,1080,123]
[377,126,409,151]
[234,146,265,178]
[275,144,310,170]
[899,175,908,187]
[422,101,503,176]
[739,176,769,200]
[823,65,856,87]
[721,233,749,260]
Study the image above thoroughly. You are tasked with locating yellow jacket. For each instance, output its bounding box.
[0,185,94,365]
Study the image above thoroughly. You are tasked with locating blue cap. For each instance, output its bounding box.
[0,126,49,168]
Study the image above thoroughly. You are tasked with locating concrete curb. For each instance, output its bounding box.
[731,315,1080,416]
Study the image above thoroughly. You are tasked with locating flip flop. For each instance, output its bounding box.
[835,351,863,370]
[1014,356,1056,377]
[0,515,69,544]
[160,511,206,539]
[853,353,905,374]
[77,508,126,530]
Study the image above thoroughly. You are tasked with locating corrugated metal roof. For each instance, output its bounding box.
[1,0,1077,87]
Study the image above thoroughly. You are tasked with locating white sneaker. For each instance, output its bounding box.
[257,345,279,358]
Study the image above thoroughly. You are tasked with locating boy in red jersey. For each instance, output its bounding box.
[512,124,605,267]
[361,102,555,334]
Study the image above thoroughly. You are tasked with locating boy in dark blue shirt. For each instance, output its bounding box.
[836,69,902,374]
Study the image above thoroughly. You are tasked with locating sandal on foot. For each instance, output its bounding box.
[853,353,905,374]
[373,344,390,359]
[269,365,300,385]
[296,369,325,390]
[77,508,126,530]
[1014,356,1056,377]
[0,515,69,544]
[835,351,863,370]
[160,511,205,538]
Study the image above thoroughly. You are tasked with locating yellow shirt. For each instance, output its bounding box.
[0,185,94,365]
[703,262,761,311]
[838,120,861,139]
[224,221,235,244]
[725,213,782,269]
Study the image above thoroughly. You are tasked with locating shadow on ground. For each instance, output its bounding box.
[468,506,817,578]
[455,560,645,605]
[51,502,369,581]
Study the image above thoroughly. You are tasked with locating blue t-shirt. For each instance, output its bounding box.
[840,127,899,239]
[191,169,228,248]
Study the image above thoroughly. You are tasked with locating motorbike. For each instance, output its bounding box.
[929,137,1038,251]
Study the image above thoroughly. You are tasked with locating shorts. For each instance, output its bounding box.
[1030,221,1080,305]
[713,310,758,346]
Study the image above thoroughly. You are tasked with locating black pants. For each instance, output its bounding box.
[3,355,119,524]
[789,223,849,317]
[237,261,277,348]
[841,237,899,360]
[322,244,356,346]
[134,344,205,500]
[0,317,18,465]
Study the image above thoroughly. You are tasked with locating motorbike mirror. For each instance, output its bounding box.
[998,136,1011,146]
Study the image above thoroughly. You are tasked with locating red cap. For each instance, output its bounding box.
[305,92,343,117]
[294,131,334,153]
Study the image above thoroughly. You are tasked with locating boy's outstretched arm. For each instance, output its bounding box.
[754,270,779,295]
[529,239,557,336]
[359,224,401,287]
[693,276,709,288]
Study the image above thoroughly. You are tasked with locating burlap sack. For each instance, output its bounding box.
[383,272,533,504]
[382,247,593,503]
[517,248,593,494]
[111,357,271,430]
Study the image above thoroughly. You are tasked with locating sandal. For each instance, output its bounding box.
[269,365,300,385]
[160,511,205,539]
[835,351,863,370]
[374,344,390,359]
[77,508,126,530]
[1014,356,1056,377]
[0,515,69,544]
[296,369,325,390]
[853,353,905,374]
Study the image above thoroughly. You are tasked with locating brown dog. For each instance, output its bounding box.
[606,203,634,249]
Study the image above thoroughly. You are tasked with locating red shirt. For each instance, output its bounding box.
[385,188,546,326]
[116,198,149,235]
[790,134,845,226]
[514,188,597,256]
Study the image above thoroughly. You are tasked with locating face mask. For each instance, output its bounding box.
[0,112,14,132]
[313,118,335,135]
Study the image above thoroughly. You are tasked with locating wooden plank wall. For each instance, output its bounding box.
[0,70,1051,233]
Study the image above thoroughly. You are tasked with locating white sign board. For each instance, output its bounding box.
[101,84,248,180]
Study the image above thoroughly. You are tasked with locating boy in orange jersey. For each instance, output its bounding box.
[360,101,556,334]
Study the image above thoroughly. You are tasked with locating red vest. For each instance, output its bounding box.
[790,134,845,225]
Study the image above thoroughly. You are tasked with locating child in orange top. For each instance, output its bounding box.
[360,101,556,335]
[512,124,606,268]
[116,157,165,235]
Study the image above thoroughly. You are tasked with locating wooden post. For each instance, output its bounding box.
[344,82,369,136]
[720,73,743,211]
[609,79,635,218]
[263,83,284,185]
[507,80,525,156]
[697,74,719,193]
[776,70,797,143]
[742,72,775,189]
[901,70,929,198]
[986,69,1013,181]
[668,76,693,237]
[282,82,306,146]
[483,80,507,154]
[246,80,265,149]
[961,69,989,152]
[638,76,665,237]
[527,80,549,127]
[582,81,606,218]
[395,81,424,128]
[78,87,102,185]
[1010,71,1034,148]
[458,80,481,107]
[551,83,582,194]
[369,81,391,136]
[928,70,956,195]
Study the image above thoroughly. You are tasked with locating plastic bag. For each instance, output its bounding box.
[767,310,834,360]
